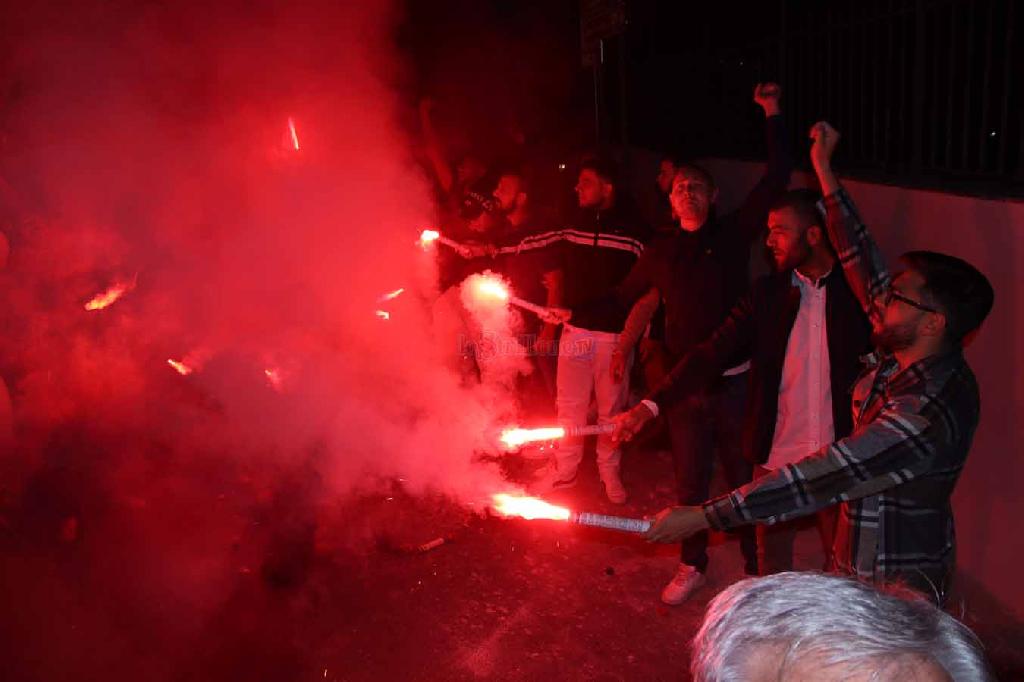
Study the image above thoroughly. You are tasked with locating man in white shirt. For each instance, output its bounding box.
[615,188,874,598]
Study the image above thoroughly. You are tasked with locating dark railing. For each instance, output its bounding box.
[618,0,1022,197]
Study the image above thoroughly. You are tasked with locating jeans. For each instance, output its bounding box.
[554,325,632,480]
[666,372,757,574]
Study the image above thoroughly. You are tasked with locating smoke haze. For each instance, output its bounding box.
[0,2,533,678]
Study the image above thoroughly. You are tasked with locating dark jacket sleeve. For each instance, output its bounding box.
[728,114,793,244]
[647,282,759,408]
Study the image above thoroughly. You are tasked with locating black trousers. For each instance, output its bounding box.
[666,371,758,574]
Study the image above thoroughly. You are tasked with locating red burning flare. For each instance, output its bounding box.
[492,493,571,521]
[468,273,510,304]
[499,426,565,448]
[84,275,137,311]
[287,116,300,151]
[264,367,284,391]
[378,287,404,302]
[418,229,440,249]
[167,358,193,376]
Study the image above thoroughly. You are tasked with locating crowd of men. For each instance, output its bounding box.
[422,83,993,651]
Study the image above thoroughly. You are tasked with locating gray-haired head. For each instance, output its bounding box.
[692,572,992,682]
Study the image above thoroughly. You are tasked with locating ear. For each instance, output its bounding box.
[805,225,824,247]
[921,310,947,339]
[516,191,528,208]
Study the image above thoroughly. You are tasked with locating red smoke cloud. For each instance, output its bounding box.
[0,2,529,678]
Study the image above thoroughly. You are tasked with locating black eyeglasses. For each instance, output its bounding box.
[882,288,940,314]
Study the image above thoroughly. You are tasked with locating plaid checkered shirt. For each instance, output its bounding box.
[702,187,981,599]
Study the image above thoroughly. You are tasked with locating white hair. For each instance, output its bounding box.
[692,572,993,682]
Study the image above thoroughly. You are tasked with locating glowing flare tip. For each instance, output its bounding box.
[287,117,300,150]
[375,310,390,320]
[419,229,441,247]
[167,359,193,376]
[264,368,284,390]
[378,287,404,302]
[473,275,510,302]
[500,426,566,448]
[491,493,570,521]
[84,278,135,311]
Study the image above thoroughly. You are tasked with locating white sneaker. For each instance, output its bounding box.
[661,563,706,605]
[600,471,627,504]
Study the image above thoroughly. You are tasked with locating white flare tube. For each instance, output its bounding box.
[507,295,547,317]
[563,423,616,438]
[570,512,652,534]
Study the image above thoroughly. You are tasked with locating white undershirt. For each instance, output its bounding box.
[763,269,835,470]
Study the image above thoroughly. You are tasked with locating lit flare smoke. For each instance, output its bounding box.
[466,272,552,319]
[491,494,653,533]
[84,275,137,311]
[287,116,300,150]
[492,492,570,521]
[417,228,466,252]
[377,287,404,302]
[167,359,193,376]
[498,423,616,449]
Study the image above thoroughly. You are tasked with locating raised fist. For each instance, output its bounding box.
[753,83,782,115]
[809,121,841,167]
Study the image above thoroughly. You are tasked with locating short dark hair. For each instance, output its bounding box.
[769,189,825,231]
[495,163,531,192]
[579,154,619,187]
[673,163,716,192]
[900,251,994,344]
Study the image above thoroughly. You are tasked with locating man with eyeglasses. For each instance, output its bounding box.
[616,121,995,603]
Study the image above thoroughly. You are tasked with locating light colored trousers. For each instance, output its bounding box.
[554,325,632,479]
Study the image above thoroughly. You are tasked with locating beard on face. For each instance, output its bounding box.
[871,320,918,353]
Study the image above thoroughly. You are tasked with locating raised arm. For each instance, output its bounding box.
[732,83,793,244]
[810,122,890,322]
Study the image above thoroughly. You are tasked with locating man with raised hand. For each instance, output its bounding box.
[622,121,994,603]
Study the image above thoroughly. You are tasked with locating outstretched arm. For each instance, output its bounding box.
[647,386,951,543]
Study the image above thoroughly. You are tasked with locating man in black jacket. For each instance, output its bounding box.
[617,185,873,580]
[548,84,791,601]
[530,155,651,504]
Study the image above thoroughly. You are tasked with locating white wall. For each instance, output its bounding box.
[705,158,1024,622]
